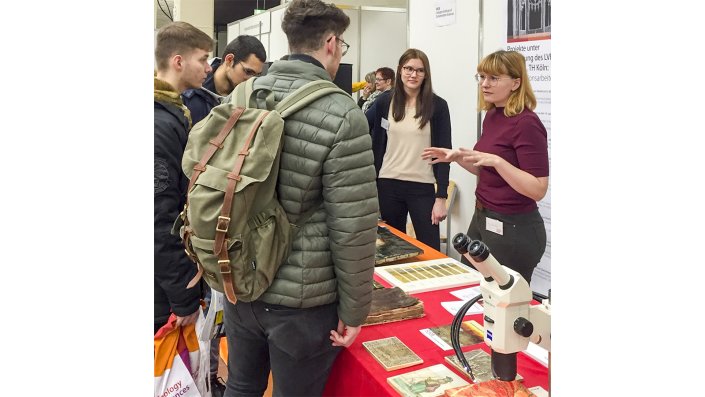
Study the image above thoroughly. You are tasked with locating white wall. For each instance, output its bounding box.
[341,8,361,83]
[408,0,480,261]
[231,4,407,84]
[268,6,289,60]
[359,8,407,79]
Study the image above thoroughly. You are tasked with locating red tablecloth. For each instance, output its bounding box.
[322,223,549,396]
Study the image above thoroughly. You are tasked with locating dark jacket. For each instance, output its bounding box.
[154,87,202,326]
[182,58,223,125]
[252,56,379,327]
[366,90,452,198]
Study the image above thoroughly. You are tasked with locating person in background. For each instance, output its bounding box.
[357,71,377,109]
[363,66,394,113]
[222,0,379,396]
[366,49,452,251]
[422,50,548,283]
[182,35,266,125]
[154,22,212,336]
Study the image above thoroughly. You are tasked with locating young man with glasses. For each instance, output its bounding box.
[179,33,264,397]
[182,35,266,125]
[221,0,379,396]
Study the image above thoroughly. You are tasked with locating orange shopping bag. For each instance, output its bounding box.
[154,313,208,397]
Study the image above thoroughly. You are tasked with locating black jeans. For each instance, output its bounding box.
[377,178,440,250]
[463,206,546,284]
[223,300,341,397]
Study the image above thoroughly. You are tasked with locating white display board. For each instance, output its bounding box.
[226,22,239,44]
[240,11,270,36]
[505,0,552,296]
[409,0,479,264]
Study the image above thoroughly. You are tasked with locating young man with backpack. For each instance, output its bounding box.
[221,0,379,395]
[179,34,266,397]
[182,35,267,125]
[154,22,213,334]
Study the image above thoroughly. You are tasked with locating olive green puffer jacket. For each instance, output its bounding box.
[252,59,379,327]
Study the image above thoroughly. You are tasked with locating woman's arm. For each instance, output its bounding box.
[421,147,480,175]
[462,150,548,201]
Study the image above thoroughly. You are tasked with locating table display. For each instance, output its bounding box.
[322,223,549,396]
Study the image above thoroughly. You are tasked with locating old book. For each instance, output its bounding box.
[374,258,482,294]
[527,386,548,397]
[420,320,484,350]
[362,336,423,371]
[444,348,523,383]
[364,286,425,326]
[387,364,469,397]
[444,380,536,397]
[376,225,423,265]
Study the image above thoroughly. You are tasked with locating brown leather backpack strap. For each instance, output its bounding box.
[213,111,269,255]
[186,263,204,289]
[218,243,238,304]
[187,107,246,194]
[183,227,203,288]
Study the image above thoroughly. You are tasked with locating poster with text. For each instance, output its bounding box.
[507,0,551,296]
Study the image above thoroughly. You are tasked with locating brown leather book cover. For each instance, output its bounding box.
[364,286,425,326]
[376,225,423,265]
[444,380,537,397]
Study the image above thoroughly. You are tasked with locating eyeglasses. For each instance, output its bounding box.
[401,65,426,77]
[338,37,350,56]
[374,77,387,82]
[327,36,349,56]
[239,61,260,77]
[475,73,515,86]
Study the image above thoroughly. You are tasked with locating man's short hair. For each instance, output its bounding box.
[155,21,214,72]
[281,0,350,54]
[223,35,267,63]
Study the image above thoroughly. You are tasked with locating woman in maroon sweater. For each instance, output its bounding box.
[422,50,548,283]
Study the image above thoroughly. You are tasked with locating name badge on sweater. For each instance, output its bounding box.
[381,118,390,131]
[485,217,503,235]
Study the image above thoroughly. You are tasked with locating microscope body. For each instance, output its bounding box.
[479,267,532,354]
[453,233,551,380]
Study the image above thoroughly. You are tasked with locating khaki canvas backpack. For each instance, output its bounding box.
[177,78,345,304]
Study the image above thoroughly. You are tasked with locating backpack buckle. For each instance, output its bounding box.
[216,216,231,233]
[218,259,231,274]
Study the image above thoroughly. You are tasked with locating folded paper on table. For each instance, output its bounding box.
[374,258,481,294]
[441,301,483,316]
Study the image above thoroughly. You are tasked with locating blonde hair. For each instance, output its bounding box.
[476,50,536,117]
[364,71,377,92]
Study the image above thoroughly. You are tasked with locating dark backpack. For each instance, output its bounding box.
[177,78,345,304]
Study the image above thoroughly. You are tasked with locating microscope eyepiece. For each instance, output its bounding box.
[452,233,471,254]
[453,233,491,262]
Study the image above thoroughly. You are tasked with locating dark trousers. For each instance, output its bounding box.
[463,206,546,284]
[377,178,440,250]
[223,300,341,397]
